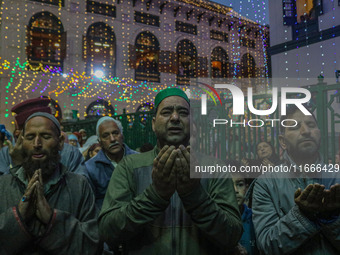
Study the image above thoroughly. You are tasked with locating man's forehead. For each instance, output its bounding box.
[232,176,245,182]
[292,111,317,123]
[99,120,119,131]
[25,116,55,129]
[24,117,59,137]
[158,96,190,109]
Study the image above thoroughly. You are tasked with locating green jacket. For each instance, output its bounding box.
[98,147,242,255]
[0,165,102,255]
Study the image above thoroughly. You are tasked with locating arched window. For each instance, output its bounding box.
[136,102,154,126]
[241,53,256,78]
[135,31,160,82]
[86,99,115,118]
[211,47,229,78]
[85,22,116,77]
[177,39,197,85]
[27,12,65,71]
[136,102,154,113]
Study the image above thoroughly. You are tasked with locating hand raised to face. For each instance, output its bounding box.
[262,158,274,167]
[241,158,249,167]
[18,169,53,225]
[18,170,39,222]
[294,183,340,217]
[175,145,200,196]
[152,145,177,200]
[9,130,24,166]
[294,184,325,217]
[35,169,53,225]
[322,184,340,215]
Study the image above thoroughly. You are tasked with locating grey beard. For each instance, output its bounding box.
[22,149,60,182]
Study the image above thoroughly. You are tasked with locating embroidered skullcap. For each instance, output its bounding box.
[154,88,189,109]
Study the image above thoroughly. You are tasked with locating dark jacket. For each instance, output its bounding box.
[0,165,102,254]
[84,144,138,210]
[240,204,259,255]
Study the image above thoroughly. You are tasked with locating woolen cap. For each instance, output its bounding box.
[12,98,51,129]
[25,112,61,135]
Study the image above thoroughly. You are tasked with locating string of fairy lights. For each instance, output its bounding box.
[281,0,338,82]
[1,57,265,123]
[0,0,270,126]
[1,58,185,111]
[236,0,270,78]
[1,57,222,115]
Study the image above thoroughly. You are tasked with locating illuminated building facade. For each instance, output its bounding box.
[268,0,340,82]
[0,0,269,128]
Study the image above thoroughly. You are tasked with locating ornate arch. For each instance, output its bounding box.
[27,12,65,71]
[134,31,160,82]
[85,22,116,77]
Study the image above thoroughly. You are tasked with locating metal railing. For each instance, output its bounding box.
[62,82,340,160]
[62,109,156,150]
[192,82,340,162]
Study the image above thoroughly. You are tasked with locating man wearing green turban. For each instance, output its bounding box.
[98,88,242,254]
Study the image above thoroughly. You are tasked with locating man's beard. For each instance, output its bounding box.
[22,148,61,182]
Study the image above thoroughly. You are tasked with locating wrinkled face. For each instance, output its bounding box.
[80,130,87,140]
[152,96,190,148]
[279,111,321,160]
[98,121,124,157]
[22,117,63,179]
[257,142,273,160]
[232,177,248,206]
[22,117,62,162]
[69,139,78,147]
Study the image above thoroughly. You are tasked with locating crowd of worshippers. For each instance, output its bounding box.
[0,88,339,255]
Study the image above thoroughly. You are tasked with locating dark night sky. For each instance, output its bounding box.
[211,0,269,25]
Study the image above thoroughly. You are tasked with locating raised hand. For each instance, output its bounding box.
[152,145,177,200]
[322,184,340,215]
[9,130,24,166]
[232,244,248,255]
[35,169,52,225]
[176,145,200,196]
[18,170,39,222]
[262,158,274,167]
[241,158,249,167]
[294,184,325,217]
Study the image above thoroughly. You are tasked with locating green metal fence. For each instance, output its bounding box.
[62,109,156,150]
[192,82,340,162]
[305,83,340,162]
[62,83,340,160]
